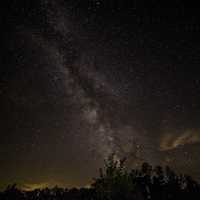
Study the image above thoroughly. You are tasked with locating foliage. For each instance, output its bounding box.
[0,154,199,200]
[92,154,137,200]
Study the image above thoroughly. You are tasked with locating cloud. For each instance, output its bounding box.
[20,183,49,191]
[160,129,200,151]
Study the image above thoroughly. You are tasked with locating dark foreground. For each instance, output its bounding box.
[1,155,200,200]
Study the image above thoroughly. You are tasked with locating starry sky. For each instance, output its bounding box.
[1,0,200,190]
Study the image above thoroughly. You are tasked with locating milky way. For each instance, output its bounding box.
[1,0,200,190]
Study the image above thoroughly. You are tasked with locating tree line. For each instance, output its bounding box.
[1,154,199,200]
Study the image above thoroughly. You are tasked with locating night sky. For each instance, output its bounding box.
[1,0,200,191]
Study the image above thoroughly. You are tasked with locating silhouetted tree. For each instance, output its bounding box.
[92,153,144,200]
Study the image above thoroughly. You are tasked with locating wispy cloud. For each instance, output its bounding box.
[160,129,200,151]
[21,183,50,191]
